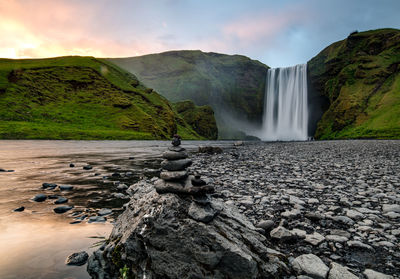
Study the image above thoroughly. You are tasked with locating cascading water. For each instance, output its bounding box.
[260,64,308,141]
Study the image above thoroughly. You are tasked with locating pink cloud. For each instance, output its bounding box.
[222,7,310,45]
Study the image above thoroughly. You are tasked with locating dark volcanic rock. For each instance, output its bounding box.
[66,251,89,266]
[42,183,57,189]
[13,206,25,212]
[87,180,288,279]
[83,165,93,170]
[69,163,75,167]
[53,205,73,214]
[59,185,73,191]
[32,194,47,202]
[54,197,68,204]
[161,158,192,171]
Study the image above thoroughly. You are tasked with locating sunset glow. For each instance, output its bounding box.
[0,0,399,66]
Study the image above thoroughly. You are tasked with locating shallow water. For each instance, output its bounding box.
[0,140,230,279]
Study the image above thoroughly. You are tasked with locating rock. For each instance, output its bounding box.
[191,175,207,186]
[383,212,400,219]
[188,202,217,223]
[116,184,128,191]
[171,134,181,146]
[363,269,394,279]
[198,146,223,154]
[328,262,358,279]
[54,197,68,204]
[0,168,6,172]
[97,208,113,216]
[345,209,365,220]
[160,170,188,181]
[66,251,89,266]
[112,193,129,199]
[42,183,57,189]
[13,206,25,212]
[347,240,374,251]
[325,234,349,243]
[234,141,243,146]
[87,180,288,279]
[162,150,188,160]
[291,253,329,279]
[331,215,355,225]
[270,226,296,241]
[281,209,301,218]
[88,216,106,223]
[83,165,93,170]
[154,178,214,196]
[32,194,47,202]
[69,163,75,167]
[59,185,73,191]
[161,159,192,171]
[382,204,400,213]
[305,212,325,221]
[168,146,185,152]
[305,232,325,246]
[256,220,274,232]
[53,205,73,214]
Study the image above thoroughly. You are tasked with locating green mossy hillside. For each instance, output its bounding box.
[308,28,400,139]
[0,56,214,139]
[174,100,218,140]
[108,50,269,139]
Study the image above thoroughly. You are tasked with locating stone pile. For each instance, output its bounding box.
[155,135,214,196]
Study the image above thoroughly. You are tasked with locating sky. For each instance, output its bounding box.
[0,0,399,67]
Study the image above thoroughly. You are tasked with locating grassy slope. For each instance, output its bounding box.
[0,56,207,139]
[108,50,269,139]
[308,29,400,139]
[174,100,218,140]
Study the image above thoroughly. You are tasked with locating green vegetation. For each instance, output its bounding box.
[108,50,269,139]
[174,100,218,139]
[0,56,215,139]
[308,28,400,139]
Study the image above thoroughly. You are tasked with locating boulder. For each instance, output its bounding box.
[291,253,329,279]
[87,180,288,279]
[328,262,358,279]
[363,269,394,279]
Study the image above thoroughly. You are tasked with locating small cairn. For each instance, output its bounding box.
[155,134,214,196]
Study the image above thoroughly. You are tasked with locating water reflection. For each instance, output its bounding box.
[0,140,230,278]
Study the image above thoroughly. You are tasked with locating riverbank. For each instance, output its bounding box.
[189,140,400,277]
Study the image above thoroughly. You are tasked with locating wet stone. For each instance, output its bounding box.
[97,208,112,216]
[13,206,25,212]
[54,205,73,214]
[59,185,73,191]
[32,194,47,202]
[54,197,68,204]
[83,165,93,170]
[66,251,89,266]
[42,183,57,189]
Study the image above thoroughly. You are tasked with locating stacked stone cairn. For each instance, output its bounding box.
[155,134,214,196]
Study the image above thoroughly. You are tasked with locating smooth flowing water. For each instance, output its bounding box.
[259,64,308,141]
[0,140,230,279]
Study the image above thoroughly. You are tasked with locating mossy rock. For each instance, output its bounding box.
[308,28,400,140]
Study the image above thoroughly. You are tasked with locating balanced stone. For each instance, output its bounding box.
[161,159,192,171]
[162,150,188,160]
[160,170,188,181]
[168,146,185,152]
[155,178,214,196]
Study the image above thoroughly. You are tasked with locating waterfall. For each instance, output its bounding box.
[260,64,308,141]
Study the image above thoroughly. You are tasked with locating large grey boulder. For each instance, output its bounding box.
[87,180,288,279]
[291,253,329,279]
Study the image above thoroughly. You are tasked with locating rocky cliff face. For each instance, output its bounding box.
[87,179,288,279]
[308,28,400,139]
[108,51,269,139]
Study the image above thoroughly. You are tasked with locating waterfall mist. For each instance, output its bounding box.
[256,64,308,141]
